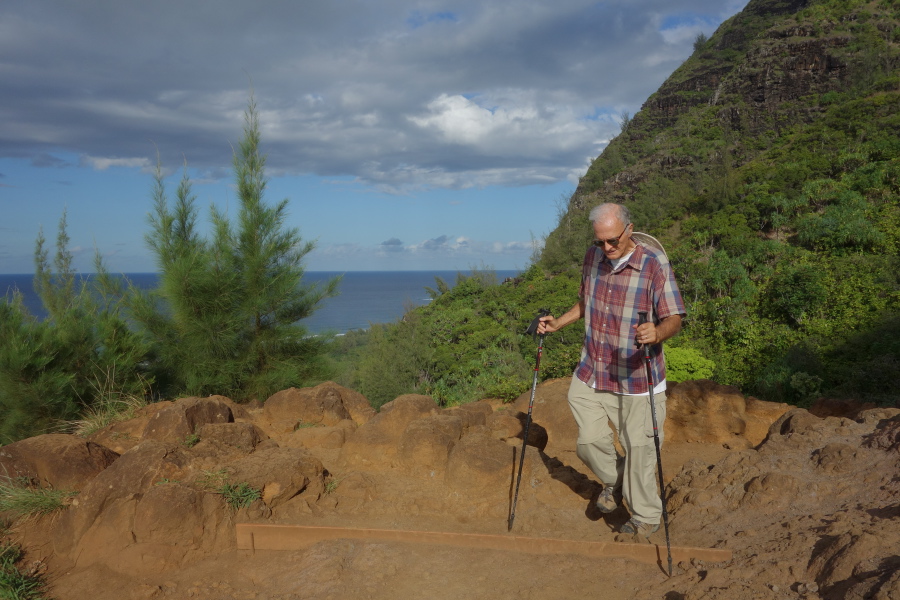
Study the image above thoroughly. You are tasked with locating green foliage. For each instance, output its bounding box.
[130,95,339,401]
[344,266,583,408]
[665,346,716,383]
[219,482,261,511]
[526,0,900,407]
[0,213,150,443]
[0,542,48,600]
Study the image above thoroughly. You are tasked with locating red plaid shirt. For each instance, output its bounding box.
[574,241,685,394]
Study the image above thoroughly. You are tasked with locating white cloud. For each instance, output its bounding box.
[0,0,750,191]
[81,156,153,171]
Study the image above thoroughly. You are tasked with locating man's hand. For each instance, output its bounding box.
[536,315,559,335]
[536,300,585,335]
[634,314,682,345]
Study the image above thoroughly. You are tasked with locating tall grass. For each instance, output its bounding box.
[0,479,76,519]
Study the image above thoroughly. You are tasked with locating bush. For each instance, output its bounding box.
[665,346,716,383]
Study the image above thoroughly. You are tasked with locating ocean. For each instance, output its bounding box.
[0,270,521,334]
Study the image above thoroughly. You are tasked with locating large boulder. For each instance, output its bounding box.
[282,420,357,451]
[0,434,119,491]
[87,403,161,454]
[52,440,196,566]
[339,394,438,470]
[397,414,464,476]
[445,432,515,499]
[665,379,789,446]
[263,382,375,434]
[142,397,234,444]
[187,422,269,466]
[509,378,576,452]
[224,446,325,509]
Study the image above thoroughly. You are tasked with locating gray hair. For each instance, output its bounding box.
[589,203,631,226]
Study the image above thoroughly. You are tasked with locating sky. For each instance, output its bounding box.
[0,0,748,274]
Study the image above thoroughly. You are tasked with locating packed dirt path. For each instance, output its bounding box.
[4,379,899,599]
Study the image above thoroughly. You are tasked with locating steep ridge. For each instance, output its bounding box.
[537,0,899,408]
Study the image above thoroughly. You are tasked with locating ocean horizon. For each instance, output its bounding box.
[0,270,522,334]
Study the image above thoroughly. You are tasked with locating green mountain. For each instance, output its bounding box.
[344,0,899,408]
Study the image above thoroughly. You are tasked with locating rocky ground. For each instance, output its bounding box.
[1,379,898,600]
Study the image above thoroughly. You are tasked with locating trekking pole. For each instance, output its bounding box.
[638,311,673,576]
[508,308,550,532]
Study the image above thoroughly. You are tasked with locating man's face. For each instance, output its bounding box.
[592,218,634,261]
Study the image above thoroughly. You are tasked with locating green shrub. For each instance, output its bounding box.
[665,346,716,383]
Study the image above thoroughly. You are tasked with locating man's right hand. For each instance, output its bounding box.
[537,315,558,334]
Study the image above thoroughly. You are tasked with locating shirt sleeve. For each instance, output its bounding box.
[651,259,686,321]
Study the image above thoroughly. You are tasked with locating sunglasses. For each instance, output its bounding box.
[592,224,630,248]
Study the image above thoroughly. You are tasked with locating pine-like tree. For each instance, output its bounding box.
[132,95,339,401]
[0,213,148,443]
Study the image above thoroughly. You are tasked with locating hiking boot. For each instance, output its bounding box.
[619,518,659,538]
[595,486,621,514]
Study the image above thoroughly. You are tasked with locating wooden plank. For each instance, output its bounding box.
[235,523,731,566]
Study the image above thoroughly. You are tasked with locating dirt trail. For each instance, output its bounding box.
[4,381,898,599]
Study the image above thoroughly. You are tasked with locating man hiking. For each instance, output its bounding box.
[537,202,686,538]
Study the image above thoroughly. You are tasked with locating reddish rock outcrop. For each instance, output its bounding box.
[263,382,375,434]
[142,396,234,444]
[0,434,119,490]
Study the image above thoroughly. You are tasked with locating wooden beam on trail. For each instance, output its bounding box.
[236,523,731,566]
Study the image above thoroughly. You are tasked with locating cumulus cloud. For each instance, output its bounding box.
[0,0,748,191]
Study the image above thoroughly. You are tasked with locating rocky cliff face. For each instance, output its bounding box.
[564,0,894,216]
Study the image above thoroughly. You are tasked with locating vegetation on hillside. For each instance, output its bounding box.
[541,0,900,405]
[336,0,900,408]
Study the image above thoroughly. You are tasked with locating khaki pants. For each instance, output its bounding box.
[567,376,666,524]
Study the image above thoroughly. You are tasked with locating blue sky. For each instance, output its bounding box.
[0,0,748,274]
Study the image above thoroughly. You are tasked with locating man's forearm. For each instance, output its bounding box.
[655,314,683,344]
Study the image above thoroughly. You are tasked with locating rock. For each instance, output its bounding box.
[263,382,375,434]
[196,422,267,451]
[52,440,194,562]
[445,432,515,498]
[87,403,161,454]
[486,412,526,442]
[223,446,325,508]
[397,414,464,476]
[339,394,438,470]
[665,380,751,444]
[863,413,900,452]
[283,421,356,450]
[740,472,799,508]
[0,434,119,491]
[187,422,269,462]
[812,442,857,473]
[764,408,823,441]
[443,401,492,431]
[142,397,234,444]
[509,378,577,451]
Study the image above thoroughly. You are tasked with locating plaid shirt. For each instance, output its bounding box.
[574,241,686,394]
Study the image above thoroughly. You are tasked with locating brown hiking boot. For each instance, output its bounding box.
[595,486,621,513]
[619,518,660,538]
